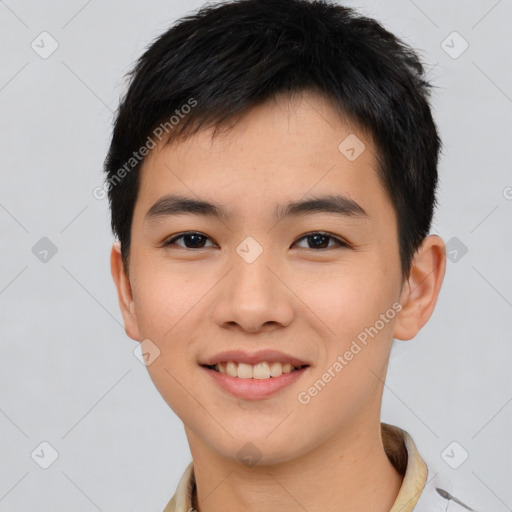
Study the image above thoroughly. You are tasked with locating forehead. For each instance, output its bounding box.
[134,90,395,229]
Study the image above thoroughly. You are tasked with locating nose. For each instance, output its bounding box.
[211,246,294,334]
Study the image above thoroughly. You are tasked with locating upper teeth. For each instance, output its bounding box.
[215,361,300,379]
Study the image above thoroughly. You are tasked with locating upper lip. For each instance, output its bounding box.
[200,349,309,368]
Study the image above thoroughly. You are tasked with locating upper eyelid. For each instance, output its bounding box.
[297,232,348,247]
[165,231,216,245]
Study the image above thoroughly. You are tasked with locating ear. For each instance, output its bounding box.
[393,235,446,341]
[110,242,141,341]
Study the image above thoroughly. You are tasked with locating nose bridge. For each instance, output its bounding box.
[231,234,279,303]
[211,234,294,332]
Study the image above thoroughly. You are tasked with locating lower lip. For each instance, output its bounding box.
[202,366,308,400]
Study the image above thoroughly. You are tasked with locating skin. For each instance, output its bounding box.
[111,90,446,512]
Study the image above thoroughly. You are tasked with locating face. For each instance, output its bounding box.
[112,90,415,465]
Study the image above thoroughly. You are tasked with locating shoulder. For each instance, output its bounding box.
[389,425,479,512]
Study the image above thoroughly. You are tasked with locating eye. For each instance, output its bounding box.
[162,231,348,250]
[163,232,216,249]
[293,232,348,250]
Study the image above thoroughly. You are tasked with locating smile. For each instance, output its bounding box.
[204,361,307,379]
[201,362,309,400]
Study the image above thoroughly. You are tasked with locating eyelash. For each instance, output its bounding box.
[162,231,349,250]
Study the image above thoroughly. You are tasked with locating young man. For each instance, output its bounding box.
[105,0,475,510]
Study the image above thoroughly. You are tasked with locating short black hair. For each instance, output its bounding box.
[104,0,442,280]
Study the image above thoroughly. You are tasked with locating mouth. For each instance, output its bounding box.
[199,349,310,379]
[200,359,310,399]
[201,361,309,380]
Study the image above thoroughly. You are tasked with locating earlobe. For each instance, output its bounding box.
[110,242,141,341]
[393,235,446,341]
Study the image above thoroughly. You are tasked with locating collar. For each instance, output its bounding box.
[163,423,428,512]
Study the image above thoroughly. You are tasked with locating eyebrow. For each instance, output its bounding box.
[144,193,368,224]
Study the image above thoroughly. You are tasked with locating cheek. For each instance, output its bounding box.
[293,264,395,340]
[130,267,203,418]
[131,263,200,338]
[129,265,208,400]
[293,277,395,435]
[293,264,398,399]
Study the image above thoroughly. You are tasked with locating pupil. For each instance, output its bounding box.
[310,234,328,249]
[186,234,205,248]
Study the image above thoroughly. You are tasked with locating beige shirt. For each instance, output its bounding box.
[162,423,473,512]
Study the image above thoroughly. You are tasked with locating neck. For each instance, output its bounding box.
[187,421,404,512]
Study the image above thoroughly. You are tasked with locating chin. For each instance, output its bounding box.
[206,430,311,467]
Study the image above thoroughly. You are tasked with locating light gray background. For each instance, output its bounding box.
[1,0,511,510]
